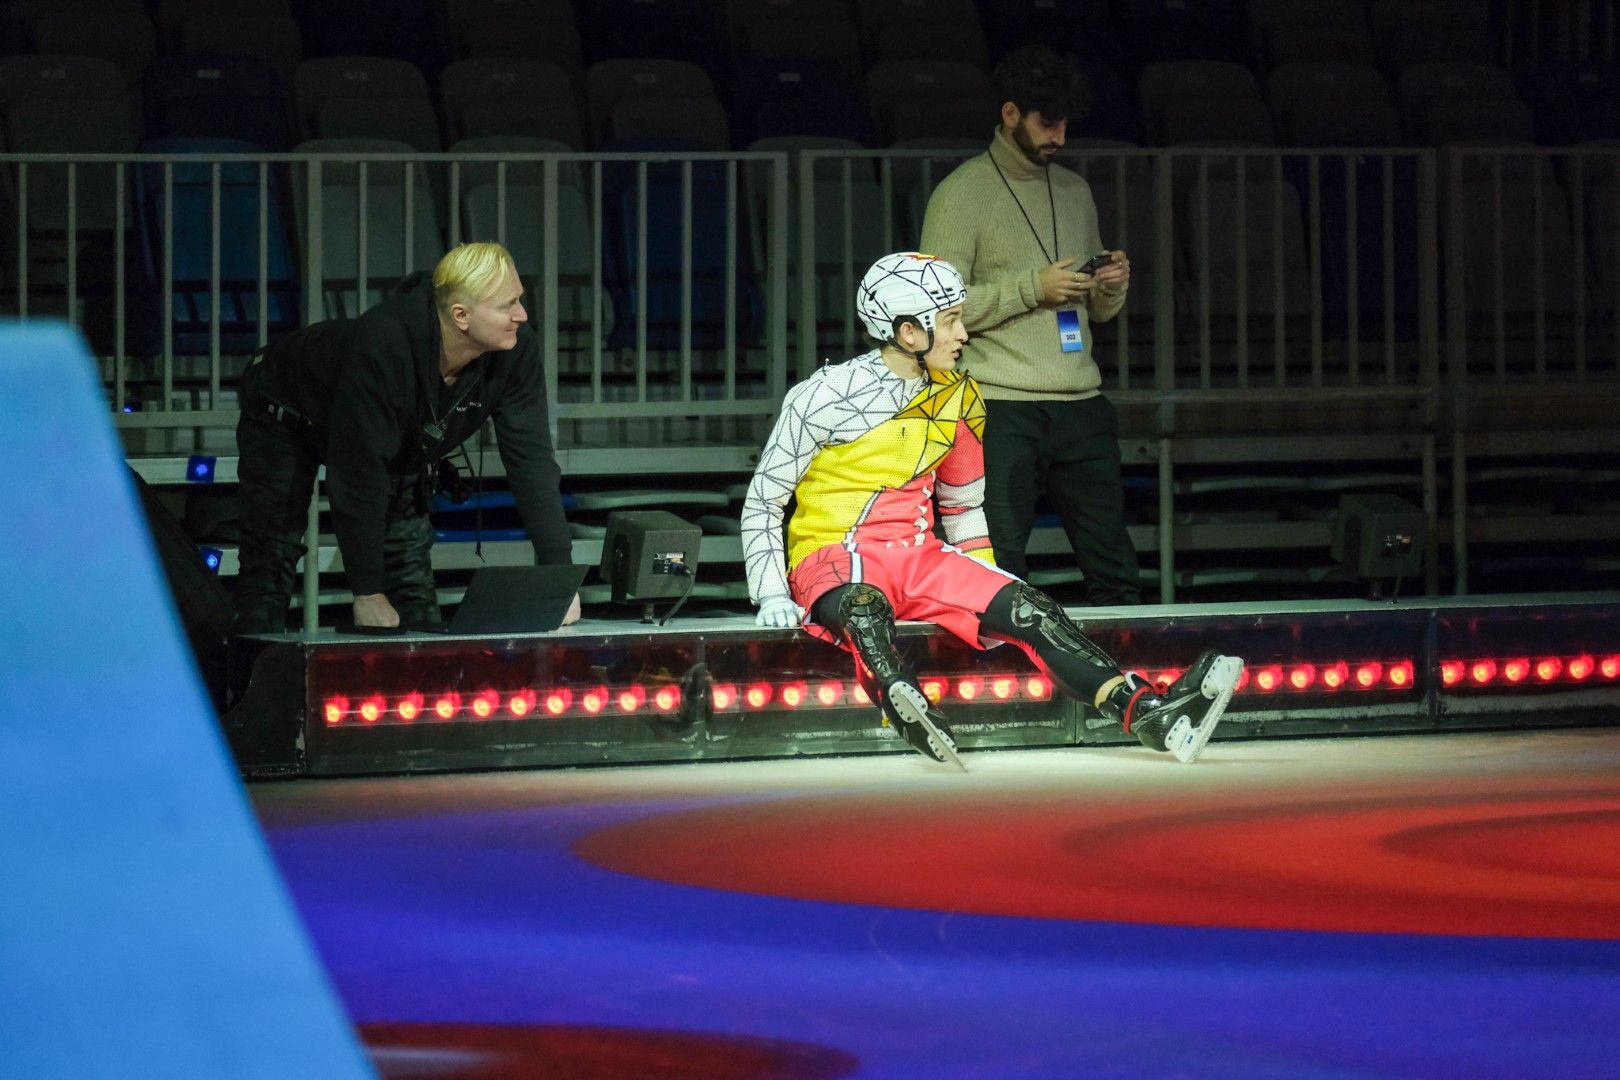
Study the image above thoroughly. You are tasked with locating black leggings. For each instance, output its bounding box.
[812,581,1121,703]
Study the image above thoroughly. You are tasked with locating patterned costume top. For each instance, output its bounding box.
[742,350,994,604]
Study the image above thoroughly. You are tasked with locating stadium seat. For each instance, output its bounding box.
[132,137,299,354]
[731,59,874,145]
[295,56,442,150]
[290,136,446,317]
[145,54,295,151]
[440,57,585,147]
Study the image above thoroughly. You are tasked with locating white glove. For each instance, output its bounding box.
[755,594,805,629]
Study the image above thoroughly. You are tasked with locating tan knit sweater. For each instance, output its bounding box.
[920,128,1127,401]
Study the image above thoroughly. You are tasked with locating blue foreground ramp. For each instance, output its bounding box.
[0,325,372,1079]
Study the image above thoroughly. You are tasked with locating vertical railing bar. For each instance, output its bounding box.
[1491,155,1506,380]
[16,163,27,319]
[257,161,269,347]
[770,150,789,405]
[1273,158,1287,386]
[1571,152,1588,378]
[356,160,369,316]
[210,160,222,408]
[1346,154,1360,386]
[162,162,174,414]
[1196,155,1211,388]
[1114,154,1131,388]
[1383,155,1397,383]
[496,160,507,247]
[724,158,739,403]
[592,160,604,404]
[636,160,648,399]
[679,158,693,403]
[114,162,126,412]
[842,157,855,361]
[797,151,818,379]
[541,156,561,448]
[66,164,78,329]
[1308,153,1323,386]
[1234,155,1248,389]
[1531,155,1547,379]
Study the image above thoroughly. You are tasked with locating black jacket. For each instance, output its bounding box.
[261,273,571,595]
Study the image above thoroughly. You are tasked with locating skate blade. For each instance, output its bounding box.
[890,683,968,773]
[1168,655,1244,764]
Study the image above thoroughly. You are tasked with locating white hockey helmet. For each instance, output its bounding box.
[856,252,967,345]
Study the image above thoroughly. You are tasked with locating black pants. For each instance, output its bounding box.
[233,368,441,634]
[981,395,1140,605]
[811,580,1121,703]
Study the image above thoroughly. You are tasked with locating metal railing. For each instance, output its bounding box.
[6,142,1619,609]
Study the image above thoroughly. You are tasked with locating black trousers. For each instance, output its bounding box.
[233,368,441,634]
[981,395,1141,605]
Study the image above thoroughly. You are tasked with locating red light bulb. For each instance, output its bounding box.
[433,692,460,720]
[653,686,680,712]
[1602,655,1620,680]
[1321,662,1348,690]
[581,688,607,714]
[543,688,572,715]
[744,682,772,709]
[1255,666,1283,692]
[617,686,646,713]
[358,695,385,723]
[1502,658,1530,684]
[711,684,737,710]
[991,676,1015,700]
[1470,659,1497,685]
[1567,655,1595,681]
[815,681,843,706]
[956,677,982,701]
[397,692,423,722]
[1289,664,1316,690]
[780,682,808,708]
[508,691,535,717]
[922,679,944,702]
[1440,660,1464,686]
[1534,657,1562,682]
[1025,675,1050,699]
[1389,661,1414,688]
[323,696,348,725]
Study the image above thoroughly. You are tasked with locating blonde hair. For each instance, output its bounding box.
[433,242,517,317]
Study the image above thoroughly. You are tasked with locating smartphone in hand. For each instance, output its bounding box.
[1078,253,1114,275]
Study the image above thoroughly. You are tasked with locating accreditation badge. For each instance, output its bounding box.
[1056,308,1085,353]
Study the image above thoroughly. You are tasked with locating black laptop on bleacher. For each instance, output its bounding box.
[447,564,589,635]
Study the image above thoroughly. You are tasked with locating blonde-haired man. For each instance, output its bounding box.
[235,242,578,633]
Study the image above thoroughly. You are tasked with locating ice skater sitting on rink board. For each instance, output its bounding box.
[740,252,1243,768]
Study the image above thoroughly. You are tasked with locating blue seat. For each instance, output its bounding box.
[599,138,761,351]
[731,58,873,145]
[133,137,300,354]
[144,54,294,151]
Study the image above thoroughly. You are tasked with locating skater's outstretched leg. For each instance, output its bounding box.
[980,583,1242,764]
[978,582,1121,702]
[813,583,964,770]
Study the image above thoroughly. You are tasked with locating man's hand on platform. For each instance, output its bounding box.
[562,592,582,626]
[756,594,805,629]
[353,593,401,628]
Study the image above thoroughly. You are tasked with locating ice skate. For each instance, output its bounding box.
[877,676,966,772]
[1121,652,1244,764]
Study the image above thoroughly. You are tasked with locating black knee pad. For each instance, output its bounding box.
[1007,584,1117,669]
[837,584,905,685]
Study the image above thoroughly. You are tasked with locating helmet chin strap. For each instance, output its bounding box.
[895,318,934,375]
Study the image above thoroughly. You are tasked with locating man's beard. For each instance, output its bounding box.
[1013,123,1058,165]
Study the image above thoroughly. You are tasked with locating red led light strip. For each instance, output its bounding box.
[1440,652,1620,689]
[319,654,1620,726]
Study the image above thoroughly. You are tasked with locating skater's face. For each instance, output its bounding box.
[916,305,968,374]
[456,264,528,353]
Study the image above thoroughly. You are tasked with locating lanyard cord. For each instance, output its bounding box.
[990,156,1058,264]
